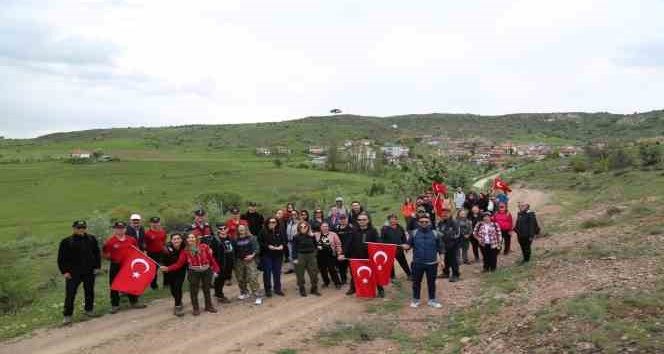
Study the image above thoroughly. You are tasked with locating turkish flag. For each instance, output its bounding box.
[433,195,446,217]
[493,177,512,193]
[367,243,397,286]
[350,259,377,298]
[432,181,447,195]
[111,246,158,296]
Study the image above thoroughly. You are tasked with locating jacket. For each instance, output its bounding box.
[492,211,514,232]
[335,223,357,249]
[408,226,442,264]
[199,235,223,268]
[345,226,378,259]
[225,218,249,239]
[457,217,473,238]
[314,231,344,257]
[241,211,265,237]
[473,222,502,248]
[437,218,462,250]
[233,236,256,260]
[292,233,317,259]
[380,225,408,245]
[258,228,288,257]
[162,242,187,281]
[58,233,101,276]
[515,210,540,239]
[103,235,138,264]
[144,228,167,253]
[400,203,416,219]
[167,243,220,273]
[191,222,212,237]
[454,192,466,209]
[126,225,146,250]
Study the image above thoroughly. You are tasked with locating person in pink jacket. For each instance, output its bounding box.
[314,222,344,289]
[492,202,514,255]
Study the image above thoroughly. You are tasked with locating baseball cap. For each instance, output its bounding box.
[194,209,206,216]
[113,221,127,228]
[248,202,257,207]
[216,223,228,230]
[335,197,344,202]
[230,207,240,214]
[130,213,141,220]
[149,216,161,223]
[72,220,87,228]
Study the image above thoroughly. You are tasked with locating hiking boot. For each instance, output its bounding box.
[310,287,321,297]
[217,296,231,304]
[377,287,385,298]
[174,306,185,317]
[62,316,73,326]
[450,276,460,283]
[299,288,307,297]
[265,290,273,298]
[334,284,342,290]
[410,300,420,309]
[192,308,201,316]
[131,302,147,309]
[345,289,355,296]
[274,290,286,296]
[109,306,120,314]
[428,300,442,309]
[205,306,218,313]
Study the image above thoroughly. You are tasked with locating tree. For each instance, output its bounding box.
[638,143,662,167]
[608,147,634,170]
[373,147,385,175]
[326,139,339,171]
[273,159,283,168]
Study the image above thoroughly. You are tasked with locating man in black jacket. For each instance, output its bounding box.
[57,220,101,325]
[126,213,146,250]
[241,202,265,237]
[342,213,384,297]
[437,207,462,282]
[334,213,356,285]
[380,214,411,280]
[514,202,540,264]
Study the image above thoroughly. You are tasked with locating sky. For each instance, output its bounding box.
[1,0,663,138]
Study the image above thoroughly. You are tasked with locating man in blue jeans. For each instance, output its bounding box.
[402,213,443,309]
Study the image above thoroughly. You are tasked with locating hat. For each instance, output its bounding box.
[248,202,257,207]
[387,213,398,220]
[230,207,240,214]
[194,209,206,217]
[216,223,228,230]
[113,221,127,228]
[72,220,87,228]
[416,206,426,212]
[149,216,161,223]
[338,213,348,219]
[130,213,141,220]
[335,197,344,202]
[482,212,492,218]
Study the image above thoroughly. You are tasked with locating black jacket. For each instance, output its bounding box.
[258,228,288,258]
[515,210,540,239]
[437,218,462,250]
[163,242,187,280]
[345,226,378,259]
[57,233,101,276]
[126,225,146,250]
[292,233,317,259]
[199,235,223,266]
[380,225,408,245]
[241,211,265,237]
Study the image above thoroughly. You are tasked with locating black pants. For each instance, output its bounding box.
[392,249,411,277]
[262,254,283,292]
[338,259,349,284]
[147,252,162,288]
[443,245,460,277]
[64,273,95,316]
[317,251,341,286]
[167,272,186,306]
[189,269,213,310]
[481,244,498,271]
[501,230,512,254]
[411,263,437,301]
[469,237,481,261]
[518,236,533,262]
[213,273,226,299]
[109,262,138,306]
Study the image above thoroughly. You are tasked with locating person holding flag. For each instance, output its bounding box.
[380,214,411,280]
[403,213,443,309]
[103,221,146,314]
[341,212,383,297]
[162,233,187,316]
[160,233,219,316]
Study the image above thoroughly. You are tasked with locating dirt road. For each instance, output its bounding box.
[0,188,551,354]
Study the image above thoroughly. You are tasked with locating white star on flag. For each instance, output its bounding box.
[132,272,140,278]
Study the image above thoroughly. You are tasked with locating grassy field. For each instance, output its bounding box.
[0,141,399,339]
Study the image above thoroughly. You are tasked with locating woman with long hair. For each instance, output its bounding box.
[492,202,514,255]
[400,197,416,225]
[258,217,288,297]
[473,212,502,272]
[292,221,320,297]
[234,225,263,305]
[314,222,343,289]
[162,233,187,316]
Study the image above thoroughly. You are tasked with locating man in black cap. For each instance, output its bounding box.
[334,212,356,285]
[58,220,101,325]
[145,216,167,290]
[241,202,265,237]
[191,209,212,238]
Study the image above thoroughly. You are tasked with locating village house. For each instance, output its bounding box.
[308,146,326,155]
[558,146,579,157]
[255,147,271,156]
[380,145,410,158]
[274,146,292,155]
[70,149,92,159]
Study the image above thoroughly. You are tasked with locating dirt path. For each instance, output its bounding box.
[0,188,552,354]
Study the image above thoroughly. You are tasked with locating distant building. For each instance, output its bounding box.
[255,147,271,156]
[70,149,92,159]
[274,146,292,155]
[308,146,326,155]
[381,145,410,157]
[558,146,579,157]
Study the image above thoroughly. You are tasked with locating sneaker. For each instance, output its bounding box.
[255,297,263,305]
[428,300,442,309]
[84,310,97,317]
[345,289,355,296]
[205,306,218,313]
[131,302,147,309]
[62,316,73,326]
[174,306,185,317]
[238,293,250,300]
[410,300,420,308]
[274,290,286,296]
[450,276,460,283]
[109,306,120,314]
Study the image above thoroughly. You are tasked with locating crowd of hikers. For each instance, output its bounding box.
[57,188,540,325]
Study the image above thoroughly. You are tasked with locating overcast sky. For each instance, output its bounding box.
[1,0,663,138]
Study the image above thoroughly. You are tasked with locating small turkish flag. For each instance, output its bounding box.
[111,246,157,296]
[367,243,397,286]
[350,259,377,298]
[493,177,512,193]
[432,181,447,195]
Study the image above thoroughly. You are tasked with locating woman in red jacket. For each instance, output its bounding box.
[492,202,514,255]
[400,197,416,225]
[160,233,220,316]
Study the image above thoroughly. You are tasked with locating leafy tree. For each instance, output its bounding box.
[326,139,339,171]
[638,143,662,167]
[608,147,634,170]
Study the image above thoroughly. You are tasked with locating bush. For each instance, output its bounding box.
[273,159,283,168]
[638,143,662,167]
[0,264,35,314]
[159,202,195,231]
[87,210,112,241]
[195,192,243,214]
[608,148,634,170]
[571,157,590,172]
[109,206,133,223]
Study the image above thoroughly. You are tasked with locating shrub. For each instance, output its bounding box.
[571,157,590,172]
[608,148,634,170]
[87,210,112,241]
[273,159,283,168]
[0,264,35,314]
[638,143,662,167]
[159,203,195,231]
[109,206,133,223]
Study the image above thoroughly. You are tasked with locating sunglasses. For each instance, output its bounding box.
[75,226,87,229]
[358,219,368,222]
[268,221,277,224]
[418,220,430,223]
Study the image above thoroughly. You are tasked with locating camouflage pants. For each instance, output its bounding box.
[235,259,261,296]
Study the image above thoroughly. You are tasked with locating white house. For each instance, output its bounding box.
[70,149,92,159]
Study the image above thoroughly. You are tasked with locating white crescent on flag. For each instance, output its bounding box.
[357,265,372,283]
[130,258,150,278]
[372,251,388,270]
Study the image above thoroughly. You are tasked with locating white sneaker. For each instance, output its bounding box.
[238,293,249,300]
[254,297,263,305]
[428,300,442,308]
[410,300,420,308]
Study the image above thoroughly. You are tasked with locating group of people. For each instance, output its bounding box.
[57,191,540,324]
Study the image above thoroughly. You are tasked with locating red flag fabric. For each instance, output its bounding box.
[432,181,448,195]
[493,177,512,193]
[367,243,397,286]
[433,195,445,217]
[111,246,157,296]
[349,259,377,298]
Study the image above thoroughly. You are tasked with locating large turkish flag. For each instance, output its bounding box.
[111,246,157,296]
[367,242,396,286]
[350,259,376,298]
